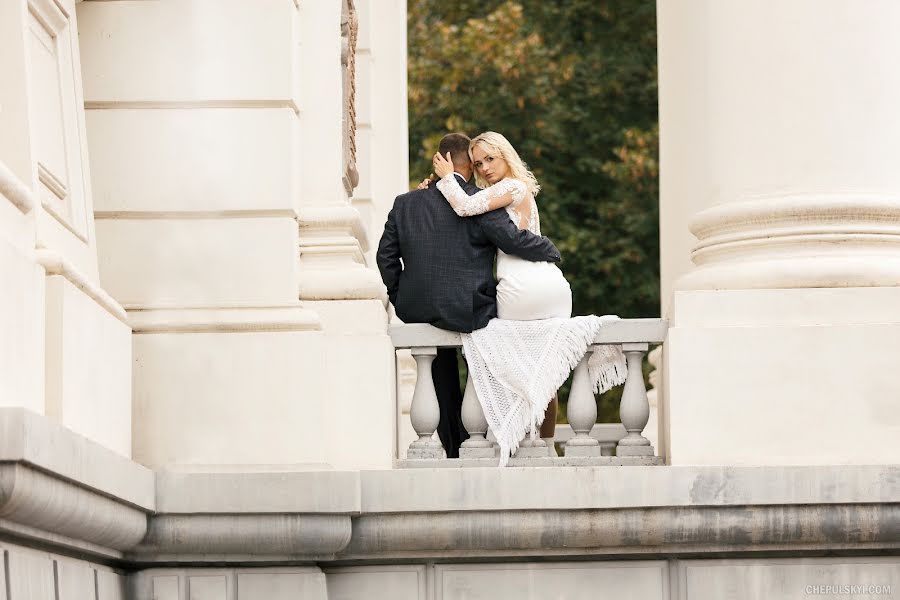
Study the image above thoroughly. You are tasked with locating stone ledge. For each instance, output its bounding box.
[395,456,663,469]
[0,409,153,559]
[155,470,361,514]
[124,501,900,564]
[359,465,900,513]
[0,408,154,509]
[0,411,897,565]
[389,319,668,348]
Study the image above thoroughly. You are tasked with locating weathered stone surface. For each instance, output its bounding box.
[343,504,900,560]
[155,470,360,514]
[0,408,154,509]
[135,514,352,557]
[0,464,147,552]
[435,561,668,600]
[360,465,900,513]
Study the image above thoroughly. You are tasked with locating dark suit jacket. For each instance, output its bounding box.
[376,174,561,333]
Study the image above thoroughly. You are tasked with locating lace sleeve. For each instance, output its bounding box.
[435,174,526,217]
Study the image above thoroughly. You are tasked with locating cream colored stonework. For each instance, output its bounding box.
[1,3,898,595]
[69,0,404,470]
[0,0,132,456]
[657,0,900,466]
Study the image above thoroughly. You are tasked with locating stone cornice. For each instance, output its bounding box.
[297,205,369,252]
[297,204,388,302]
[341,504,900,561]
[0,464,147,554]
[1,409,898,564]
[135,514,351,557]
[0,408,153,559]
[0,408,154,508]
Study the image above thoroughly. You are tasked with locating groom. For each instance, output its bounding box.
[377,133,561,458]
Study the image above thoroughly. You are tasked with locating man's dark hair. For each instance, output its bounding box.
[438,133,472,169]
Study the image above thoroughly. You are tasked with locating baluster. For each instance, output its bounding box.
[616,342,655,456]
[564,349,601,457]
[459,374,494,458]
[406,347,444,459]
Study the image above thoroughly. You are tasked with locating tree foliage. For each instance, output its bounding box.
[408,0,659,421]
[408,0,658,318]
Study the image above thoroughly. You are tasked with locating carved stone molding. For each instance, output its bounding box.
[2,409,897,565]
[340,0,359,197]
[297,205,386,302]
[135,514,352,557]
[36,249,129,324]
[342,504,900,560]
[0,408,152,558]
[679,194,900,290]
[0,464,147,553]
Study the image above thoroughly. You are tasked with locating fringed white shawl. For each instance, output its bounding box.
[462,315,626,466]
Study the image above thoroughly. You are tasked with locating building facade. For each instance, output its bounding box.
[0,1,897,599]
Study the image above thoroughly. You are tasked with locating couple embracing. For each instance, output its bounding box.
[377,132,624,465]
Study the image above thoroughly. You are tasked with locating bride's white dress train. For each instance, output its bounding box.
[437,174,626,465]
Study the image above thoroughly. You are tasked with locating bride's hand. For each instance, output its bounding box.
[416,176,433,190]
[432,152,454,178]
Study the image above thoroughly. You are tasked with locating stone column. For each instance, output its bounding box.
[78,0,327,469]
[658,0,900,465]
[294,0,398,470]
[352,0,415,458]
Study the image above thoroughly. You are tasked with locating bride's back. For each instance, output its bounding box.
[502,180,540,235]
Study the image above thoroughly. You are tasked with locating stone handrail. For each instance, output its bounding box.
[389,319,667,465]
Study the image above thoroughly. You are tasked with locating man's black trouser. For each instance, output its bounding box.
[431,347,469,458]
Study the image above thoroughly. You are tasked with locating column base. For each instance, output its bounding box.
[616,445,656,457]
[665,287,900,466]
[407,441,444,460]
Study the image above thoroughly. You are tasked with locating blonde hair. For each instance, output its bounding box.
[469,132,541,197]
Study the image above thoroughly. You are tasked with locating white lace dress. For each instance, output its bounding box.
[437,175,571,319]
[436,173,626,465]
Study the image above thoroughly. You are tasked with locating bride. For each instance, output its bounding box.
[433,132,572,321]
[431,132,625,464]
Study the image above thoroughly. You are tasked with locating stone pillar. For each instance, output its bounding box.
[78,0,327,469]
[294,0,397,470]
[351,0,415,459]
[0,0,131,456]
[658,0,900,465]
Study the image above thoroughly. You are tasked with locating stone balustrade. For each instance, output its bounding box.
[389,319,667,467]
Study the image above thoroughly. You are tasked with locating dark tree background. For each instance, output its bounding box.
[407,0,659,421]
